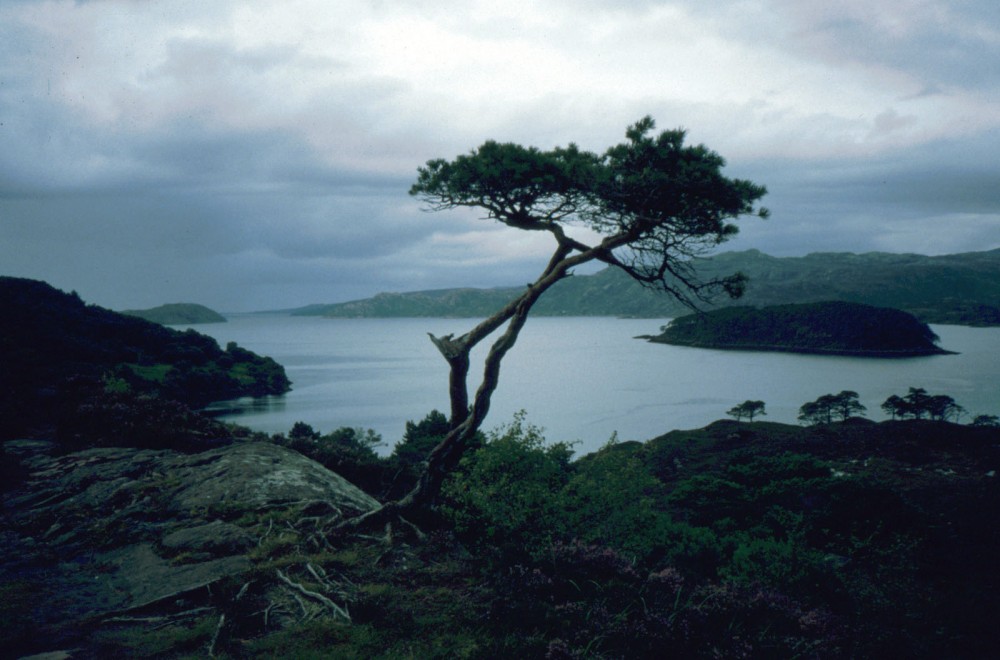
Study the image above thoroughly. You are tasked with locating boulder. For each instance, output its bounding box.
[0,439,380,654]
[160,520,255,556]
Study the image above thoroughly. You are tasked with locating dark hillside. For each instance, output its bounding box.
[0,277,290,440]
[2,407,999,657]
[709,249,1000,325]
[588,419,1000,656]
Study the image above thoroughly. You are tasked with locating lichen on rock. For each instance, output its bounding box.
[1,438,380,654]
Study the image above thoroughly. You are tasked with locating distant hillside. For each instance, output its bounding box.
[291,248,1000,326]
[122,302,226,325]
[650,301,951,357]
[703,249,1000,326]
[0,277,290,440]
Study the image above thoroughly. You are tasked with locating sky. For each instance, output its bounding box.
[2,0,999,312]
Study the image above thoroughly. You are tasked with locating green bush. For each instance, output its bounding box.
[442,412,573,563]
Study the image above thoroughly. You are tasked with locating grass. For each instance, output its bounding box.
[125,362,174,383]
[90,614,217,658]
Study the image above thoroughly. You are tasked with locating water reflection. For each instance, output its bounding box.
[205,394,287,418]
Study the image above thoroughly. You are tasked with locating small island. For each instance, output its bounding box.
[122,302,227,325]
[649,301,953,357]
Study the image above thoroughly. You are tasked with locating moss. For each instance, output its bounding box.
[247,533,300,562]
[90,613,216,657]
[169,550,211,566]
[125,362,174,383]
[0,579,42,652]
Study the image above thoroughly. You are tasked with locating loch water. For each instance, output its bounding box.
[184,315,1000,455]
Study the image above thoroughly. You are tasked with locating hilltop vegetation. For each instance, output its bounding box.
[292,248,1000,326]
[121,302,227,325]
[651,301,950,356]
[0,276,290,440]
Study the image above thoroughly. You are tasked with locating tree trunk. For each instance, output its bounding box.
[427,334,470,426]
[399,292,535,510]
[344,232,635,525]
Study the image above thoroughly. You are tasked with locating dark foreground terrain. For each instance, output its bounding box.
[3,410,999,658]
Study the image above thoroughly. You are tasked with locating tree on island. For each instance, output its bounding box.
[346,117,767,522]
[972,414,1000,427]
[927,394,964,422]
[798,390,866,425]
[727,400,767,423]
[881,395,907,421]
[881,387,964,422]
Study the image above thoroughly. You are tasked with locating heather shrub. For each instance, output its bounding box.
[491,540,843,658]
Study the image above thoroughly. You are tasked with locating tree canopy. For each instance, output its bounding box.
[727,400,767,422]
[352,117,767,521]
[798,391,867,425]
[411,116,768,305]
[881,387,965,421]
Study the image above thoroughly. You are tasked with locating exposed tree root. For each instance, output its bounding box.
[101,606,214,629]
[275,568,351,621]
[207,613,227,658]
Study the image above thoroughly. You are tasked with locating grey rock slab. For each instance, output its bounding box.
[1,439,382,635]
[164,441,381,514]
[96,542,250,612]
[160,520,255,556]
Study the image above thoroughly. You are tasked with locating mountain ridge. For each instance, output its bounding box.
[288,248,1000,326]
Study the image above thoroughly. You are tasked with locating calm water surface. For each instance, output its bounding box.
[185,315,1000,455]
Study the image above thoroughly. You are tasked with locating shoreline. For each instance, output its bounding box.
[643,337,956,358]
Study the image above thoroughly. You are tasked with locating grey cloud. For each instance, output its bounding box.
[727,126,1000,257]
[0,189,437,311]
[3,0,1000,313]
[150,37,323,80]
[678,1,1000,99]
[781,2,1000,93]
[787,130,1000,214]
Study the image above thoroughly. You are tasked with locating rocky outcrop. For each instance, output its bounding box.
[1,440,380,656]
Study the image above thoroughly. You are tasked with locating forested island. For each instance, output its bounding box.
[122,302,227,325]
[649,301,952,357]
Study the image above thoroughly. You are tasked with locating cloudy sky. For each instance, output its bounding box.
[2,0,999,312]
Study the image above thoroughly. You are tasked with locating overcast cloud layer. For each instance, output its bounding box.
[2,0,999,311]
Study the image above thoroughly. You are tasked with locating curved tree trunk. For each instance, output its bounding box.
[338,231,641,530]
[398,296,534,509]
[427,334,470,426]
[394,231,639,512]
